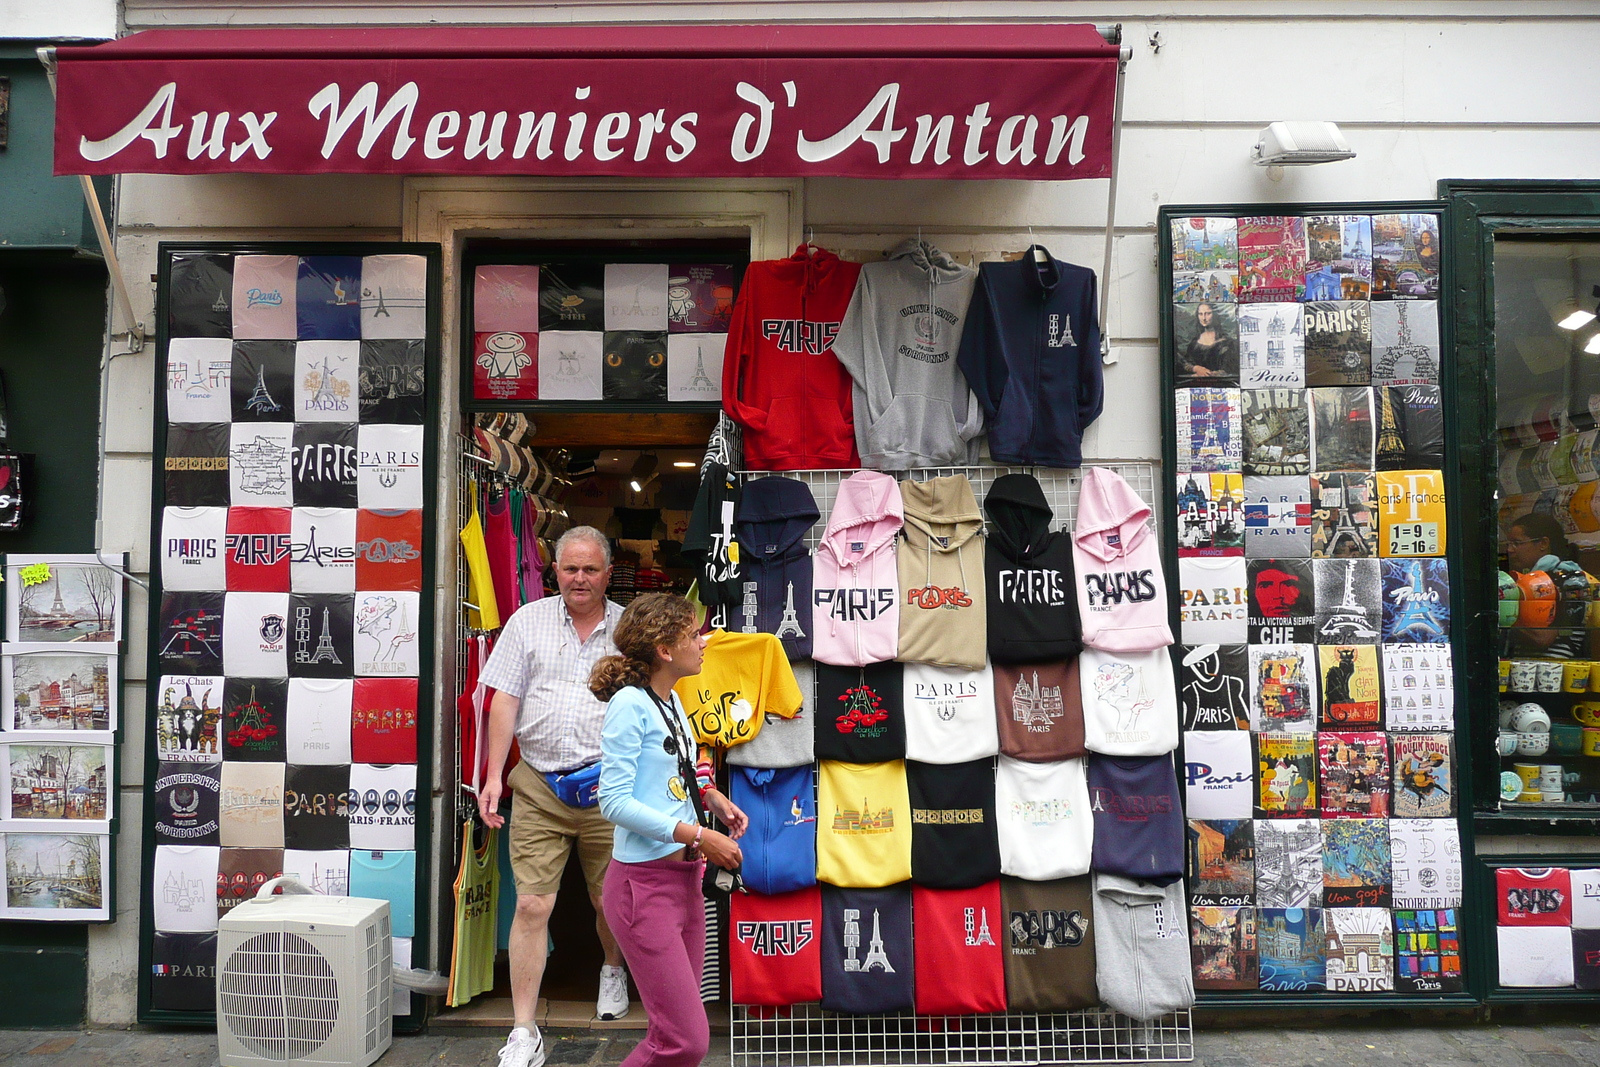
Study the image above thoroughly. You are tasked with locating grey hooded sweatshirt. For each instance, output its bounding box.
[832,239,983,469]
[1092,873,1196,1023]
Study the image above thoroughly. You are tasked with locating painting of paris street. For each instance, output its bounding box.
[2,833,109,920]
[7,744,110,821]
[5,647,115,733]
[5,556,124,646]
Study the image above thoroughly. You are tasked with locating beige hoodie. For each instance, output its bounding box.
[896,475,987,669]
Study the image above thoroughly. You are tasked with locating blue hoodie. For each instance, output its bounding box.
[734,476,821,660]
[730,764,818,895]
[956,248,1103,468]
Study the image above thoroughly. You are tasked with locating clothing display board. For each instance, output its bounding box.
[1480,860,1600,995]
[142,244,438,1025]
[1161,204,1469,1005]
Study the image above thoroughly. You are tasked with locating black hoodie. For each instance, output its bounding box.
[734,476,820,659]
[984,473,1082,663]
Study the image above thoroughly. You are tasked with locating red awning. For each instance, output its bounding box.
[52,25,1118,180]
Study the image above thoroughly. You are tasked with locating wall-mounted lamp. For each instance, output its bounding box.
[1252,121,1356,171]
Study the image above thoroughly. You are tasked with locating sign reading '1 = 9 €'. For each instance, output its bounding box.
[1386,522,1440,558]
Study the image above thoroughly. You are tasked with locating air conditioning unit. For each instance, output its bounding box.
[217,877,393,1067]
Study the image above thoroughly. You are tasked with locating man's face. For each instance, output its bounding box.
[556,540,611,615]
[1254,568,1302,617]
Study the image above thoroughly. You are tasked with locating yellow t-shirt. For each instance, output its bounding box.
[816,759,912,888]
[459,487,501,630]
[675,630,803,747]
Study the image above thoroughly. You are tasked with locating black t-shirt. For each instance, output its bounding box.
[602,331,668,401]
[158,592,226,674]
[359,339,426,424]
[231,340,295,421]
[150,932,219,1012]
[284,764,351,850]
[539,263,605,331]
[165,423,231,507]
[289,593,355,679]
[906,758,999,888]
[221,677,288,762]
[292,424,359,508]
[815,661,906,762]
[169,254,234,338]
[820,884,914,1014]
[153,761,222,845]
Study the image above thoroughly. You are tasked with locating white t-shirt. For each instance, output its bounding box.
[1498,926,1574,987]
[605,263,669,330]
[994,755,1092,880]
[1178,557,1248,644]
[219,762,285,849]
[223,592,290,677]
[283,848,352,897]
[1389,818,1463,909]
[153,844,221,932]
[1079,647,1180,756]
[354,591,422,678]
[349,764,417,850]
[360,254,428,340]
[229,422,295,507]
[1182,730,1253,819]
[286,677,354,765]
[902,661,999,764]
[292,507,357,593]
[667,334,726,402]
[294,340,360,422]
[1571,868,1600,930]
[161,507,228,591]
[357,425,424,509]
[167,338,234,422]
[538,331,605,401]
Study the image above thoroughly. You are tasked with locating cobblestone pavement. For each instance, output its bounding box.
[2,1009,1598,1067]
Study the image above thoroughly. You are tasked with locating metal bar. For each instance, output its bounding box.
[1097,40,1132,363]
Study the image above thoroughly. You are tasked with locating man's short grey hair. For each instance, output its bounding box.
[554,525,612,567]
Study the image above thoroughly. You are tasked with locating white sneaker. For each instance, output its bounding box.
[497,1026,545,1067]
[597,964,630,1020]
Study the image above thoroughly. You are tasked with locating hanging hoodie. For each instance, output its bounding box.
[984,473,1082,663]
[727,660,815,769]
[682,461,741,612]
[956,247,1103,468]
[1087,754,1185,885]
[723,246,863,471]
[995,755,1093,880]
[674,630,804,748]
[815,661,905,763]
[896,476,987,670]
[1001,875,1099,1011]
[1092,873,1196,1022]
[911,882,1008,1016]
[820,884,915,1014]
[816,759,912,888]
[1079,647,1180,756]
[730,764,817,896]
[813,471,903,666]
[994,659,1087,762]
[1073,467,1174,652]
[730,886,824,1007]
[907,758,1000,889]
[902,661,999,764]
[831,239,983,469]
[734,476,820,660]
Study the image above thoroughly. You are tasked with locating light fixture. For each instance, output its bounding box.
[629,453,659,493]
[1585,331,1600,356]
[1251,121,1355,167]
[672,460,697,469]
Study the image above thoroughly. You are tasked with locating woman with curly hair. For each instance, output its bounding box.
[592,592,747,1067]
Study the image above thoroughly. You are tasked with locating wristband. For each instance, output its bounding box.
[692,825,705,852]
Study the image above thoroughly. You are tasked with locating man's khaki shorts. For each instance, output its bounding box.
[508,761,614,897]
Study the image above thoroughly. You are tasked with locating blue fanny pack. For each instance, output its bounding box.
[542,761,602,808]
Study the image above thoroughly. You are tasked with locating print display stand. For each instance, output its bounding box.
[141,243,440,1030]
[1159,202,1477,1009]
[729,464,1194,1067]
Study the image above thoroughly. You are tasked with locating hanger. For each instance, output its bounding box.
[1029,226,1047,264]
[805,226,818,257]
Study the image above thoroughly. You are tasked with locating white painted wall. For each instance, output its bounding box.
[90,0,1600,1025]
[2,0,116,39]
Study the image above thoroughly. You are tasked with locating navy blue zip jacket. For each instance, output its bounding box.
[956,248,1103,468]
[734,476,820,660]
[730,764,818,895]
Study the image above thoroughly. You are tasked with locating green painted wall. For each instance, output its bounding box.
[0,923,88,1028]
[0,50,109,252]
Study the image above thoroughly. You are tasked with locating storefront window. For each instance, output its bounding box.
[1493,235,1600,810]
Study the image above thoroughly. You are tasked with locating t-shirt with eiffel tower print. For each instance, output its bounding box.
[288,593,354,679]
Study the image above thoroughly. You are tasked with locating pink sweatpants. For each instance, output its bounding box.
[602,856,709,1067]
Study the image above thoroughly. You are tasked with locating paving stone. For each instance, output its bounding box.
[1528,1056,1588,1067]
[546,1037,603,1064]
[601,1036,641,1062]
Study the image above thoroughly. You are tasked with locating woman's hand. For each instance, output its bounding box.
[704,790,748,839]
[698,827,744,870]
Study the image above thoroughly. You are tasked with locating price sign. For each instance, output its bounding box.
[1386,522,1440,557]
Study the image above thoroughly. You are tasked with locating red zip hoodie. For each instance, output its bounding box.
[723,246,862,470]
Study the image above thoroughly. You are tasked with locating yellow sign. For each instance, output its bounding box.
[17,563,51,587]
[1375,470,1446,557]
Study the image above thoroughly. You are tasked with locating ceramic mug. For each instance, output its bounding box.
[1584,727,1600,757]
[1500,659,1512,692]
[1537,661,1566,693]
[1500,701,1522,729]
[1575,703,1600,728]
[1509,660,1539,693]
[1540,764,1564,792]
[1541,790,1566,804]
[1516,732,1552,757]
[1498,731,1520,757]
[1564,661,1594,693]
[1514,762,1544,800]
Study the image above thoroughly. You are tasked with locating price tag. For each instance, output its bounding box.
[1386,522,1440,557]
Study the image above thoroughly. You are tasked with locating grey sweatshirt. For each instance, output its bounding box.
[832,239,983,469]
[726,660,815,768]
[1092,873,1196,1023]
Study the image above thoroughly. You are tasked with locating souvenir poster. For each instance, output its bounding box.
[1322,818,1391,908]
[1382,644,1454,732]
[1254,820,1322,909]
[1256,732,1317,814]
[1309,387,1375,471]
[1380,560,1450,645]
[472,331,538,401]
[1318,731,1389,816]
[1389,818,1463,909]
[1250,646,1316,733]
[1304,215,1372,301]
[1237,304,1304,389]
[1187,818,1255,905]
[1179,645,1251,731]
[1176,473,1245,556]
[538,263,605,331]
[537,331,605,401]
[1191,906,1259,990]
[1257,907,1326,991]
[6,744,111,822]
[1317,646,1381,728]
[1394,909,1463,993]
[1325,908,1395,992]
[1313,558,1382,645]
[1375,470,1447,557]
[1391,734,1455,818]
[1238,217,1305,303]
[1174,301,1240,385]
[1309,471,1375,559]
[1247,558,1315,644]
[1372,214,1439,299]
[1176,387,1242,472]
[5,556,123,647]
[1171,217,1239,304]
[1370,300,1440,385]
[1241,389,1310,475]
[1304,302,1372,388]
[601,331,669,401]
[1375,386,1445,470]
[3,646,116,735]
[1242,475,1311,558]
[668,263,739,333]
[2,833,109,921]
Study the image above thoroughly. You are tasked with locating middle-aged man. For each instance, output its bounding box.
[478,526,629,1067]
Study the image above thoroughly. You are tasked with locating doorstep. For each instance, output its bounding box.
[432,999,731,1034]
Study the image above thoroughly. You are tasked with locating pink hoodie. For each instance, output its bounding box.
[813,471,903,666]
[1072,467,1173,652]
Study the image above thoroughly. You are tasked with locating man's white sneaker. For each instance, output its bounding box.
[497,1026,545,1067]
[597,964,630,1020]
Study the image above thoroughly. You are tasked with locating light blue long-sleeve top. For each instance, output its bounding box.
[598,685,698,863]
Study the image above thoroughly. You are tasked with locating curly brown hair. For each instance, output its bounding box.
[589,592,697,702]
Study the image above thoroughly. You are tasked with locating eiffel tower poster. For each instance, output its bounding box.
[1381,559,1449,643]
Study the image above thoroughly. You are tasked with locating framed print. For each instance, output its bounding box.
[3,742,113,831]
[0,832,111,921]
[5,554,124,647]
[3,644,117,738]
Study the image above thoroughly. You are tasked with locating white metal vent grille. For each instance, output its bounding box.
[219,931,341,1060]
[362,920,391,1052]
